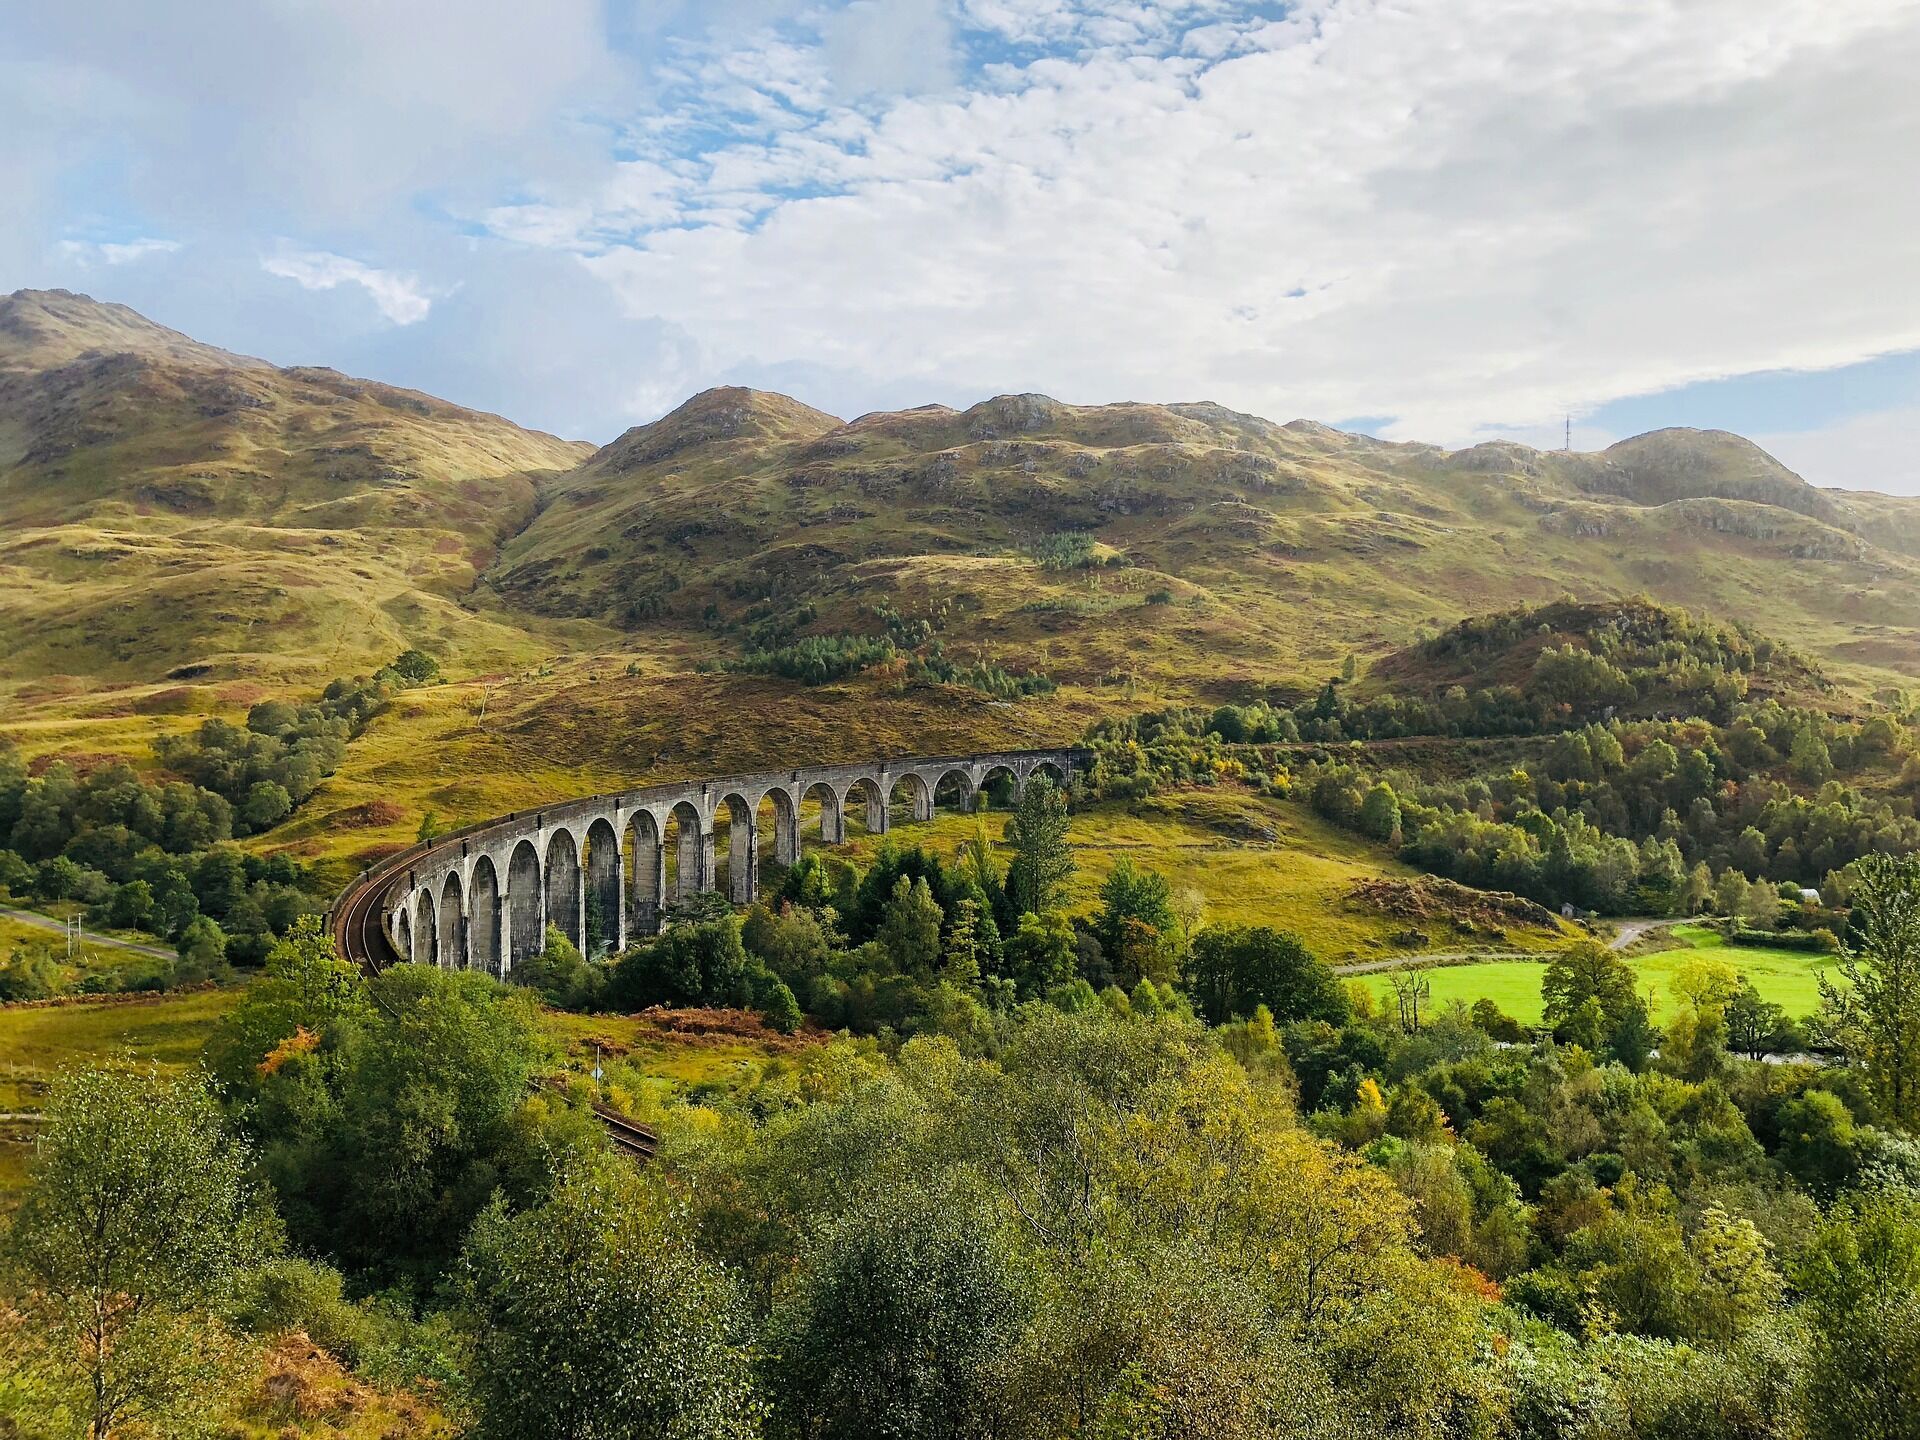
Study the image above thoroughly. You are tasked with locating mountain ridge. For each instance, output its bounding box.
[4,291,1919,728]
[0,291,592,687]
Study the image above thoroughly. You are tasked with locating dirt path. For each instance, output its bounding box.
[1333,950,1537,976]
[1607,917,1690,951]
[0,905,176,962]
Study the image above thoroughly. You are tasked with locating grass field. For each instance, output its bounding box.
[539,1006,797,1114]
[0,985,247,1192]
[0,972,787,1193]
[0,909,176,994]
[1630,924,1838,1019]
[1366,924,1837,1026]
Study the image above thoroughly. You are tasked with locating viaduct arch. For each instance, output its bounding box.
[333,748,1084,977]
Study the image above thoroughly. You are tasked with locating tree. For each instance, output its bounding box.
[1725,980,1798,1059]
[744,901,837,989]
[388,647,441,685]
[210,949,560,1284]
[512,924,600,1009]
[1741,879,1782,929]
[1682,860,1714,914]
[1791,725,1835,785]
[1793,1188,1920,1440]
[1387,971,1431,1033]
[1358,782,1402,843]
[1541,940,1637,1032]
[241,779,293,831]
[1004,776,1073,916]
[2,1066,277,1439]
[460,1155,761,1440]
[879,874,944,976]
[760,975,804,1034]
[175,914,228,977]
[613,915,753,1009]
[765,1188,1032,1440]
[107,877,155,930]
[1715,867,1752,917]
[416,809,446,844]
[942,896,985,987]
[1003,910,1077,999]
[1820,851,1920,1131]
[1776,1090,1860,1197]
[1542,940,1654,1065]
[1093,857,1176,961]
[32,855,81,901]
[1672,956,1740,1019]
[1184,926,1346,1026]
[1690,1204,1781,1344]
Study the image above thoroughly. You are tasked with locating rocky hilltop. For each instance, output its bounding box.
[4,291,1919,708]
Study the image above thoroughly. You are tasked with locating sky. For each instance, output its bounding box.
[4,0,1919,491]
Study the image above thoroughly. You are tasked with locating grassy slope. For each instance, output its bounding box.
[493,392,1920,705]
[0,289,597,700]
[0,987,246,1190]
[836,790,1571,962]
[6,297,1920,992]
[0,977,779,1195]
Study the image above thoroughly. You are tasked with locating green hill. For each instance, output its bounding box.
[494,385,1920,710]
[0,288,594,695]
[6,290,1920,824]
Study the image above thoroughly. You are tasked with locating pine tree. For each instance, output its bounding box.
[1004,776,1073,916]
[942,896,983,986]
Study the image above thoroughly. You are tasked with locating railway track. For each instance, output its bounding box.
[332,856,661,1165]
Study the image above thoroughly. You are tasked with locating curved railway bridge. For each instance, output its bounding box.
[331,747,1085,979]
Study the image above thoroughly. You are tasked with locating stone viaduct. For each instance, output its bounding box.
[343,749,1084,977]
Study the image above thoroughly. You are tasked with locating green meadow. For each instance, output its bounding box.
[1367,924,1838,1026]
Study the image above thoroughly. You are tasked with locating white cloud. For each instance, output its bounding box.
[56,236,180,265]
[10,0,1920,475]
[822,0,957,97]
[261,248,437,326]
[1760,406,1920,497]
[548,0,1920,447]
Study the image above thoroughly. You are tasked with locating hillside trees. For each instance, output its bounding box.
[1093,855,1180,986]
[1184,925,1347,1027]
[207,923,585,1285]
[1819,852,1920,1130]
[764,1187,1032,1440]
[459,1155,762,1440]
[1793,1189,1920,1440]
[1084,599,1920,916]
[0,652,433,983]
[2,1066,279,1440]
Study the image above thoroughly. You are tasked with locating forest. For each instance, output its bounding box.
[1086,602,1920,918]
[4,783,1919,1438]
[0,652,436,993]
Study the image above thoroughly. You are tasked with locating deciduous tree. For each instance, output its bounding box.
[460,1155,761,1440]
[1820,851,1920,1131]
[3,1066,277,1440]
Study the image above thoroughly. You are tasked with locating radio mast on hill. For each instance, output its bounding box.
[1563,414,1571,452]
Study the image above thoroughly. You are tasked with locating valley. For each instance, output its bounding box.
[6,288,1920,1440]
[3,287,1914,1004]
